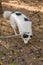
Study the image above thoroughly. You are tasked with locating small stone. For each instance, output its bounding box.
[22,58,25,61]
[11,50,14,53]
[12,59,14,61]
[15,45,17,48]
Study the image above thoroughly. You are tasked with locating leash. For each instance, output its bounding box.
[0,32,30,39]
[0,34,21,39]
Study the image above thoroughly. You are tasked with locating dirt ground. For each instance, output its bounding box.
[0,0,43,65]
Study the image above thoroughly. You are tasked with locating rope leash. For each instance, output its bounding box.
[0,32,30,39]
[0,34,21,38]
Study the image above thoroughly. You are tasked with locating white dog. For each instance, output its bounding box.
[3,11,32,44]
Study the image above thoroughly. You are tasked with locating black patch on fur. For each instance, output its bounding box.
[15,12,21,16]
[23,34,28,38]
[24,17,28,21]
[30,35,32,37]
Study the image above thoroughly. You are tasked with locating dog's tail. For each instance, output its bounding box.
[3,11,12,19]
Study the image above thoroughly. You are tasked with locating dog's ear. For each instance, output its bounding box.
[23,34,28,38]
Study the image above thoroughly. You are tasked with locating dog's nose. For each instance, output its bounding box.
[23,34,28,38]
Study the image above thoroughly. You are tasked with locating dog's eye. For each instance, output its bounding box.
[15,12,21,16]
[24,17,28,21]
[23,34,28,38]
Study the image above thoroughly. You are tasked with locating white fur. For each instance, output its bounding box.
[3,11,32,44]
[3,11,12,19]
